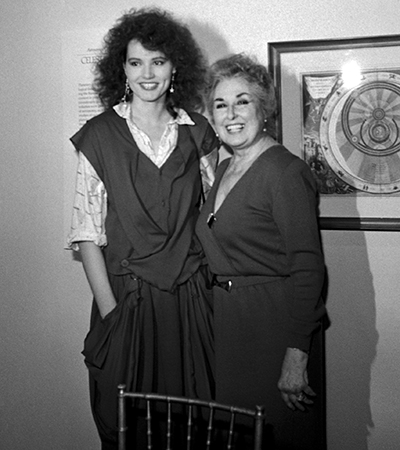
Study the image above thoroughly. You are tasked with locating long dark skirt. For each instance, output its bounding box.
[82,266,214,450]
[213,279,326,450]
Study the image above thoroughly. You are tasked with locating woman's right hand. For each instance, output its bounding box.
[277,347,316,411]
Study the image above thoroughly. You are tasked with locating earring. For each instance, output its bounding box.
[263,118,268,132]
[169,71,176,94]
[122,79,131,103]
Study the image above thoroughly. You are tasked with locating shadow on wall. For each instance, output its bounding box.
[321,198,378,449]
[184,18,231,127]
[186,18,232,65]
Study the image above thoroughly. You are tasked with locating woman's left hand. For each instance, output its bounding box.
[277,347,316,411]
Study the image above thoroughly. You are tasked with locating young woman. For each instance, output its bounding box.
[67,8,218,449]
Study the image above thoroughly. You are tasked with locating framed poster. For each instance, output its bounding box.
[268,35,400,231]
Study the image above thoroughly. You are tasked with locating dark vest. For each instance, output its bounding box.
[71,109,217,291]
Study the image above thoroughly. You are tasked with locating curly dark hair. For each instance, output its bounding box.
[93,7,208,115]
[205,53,277,125]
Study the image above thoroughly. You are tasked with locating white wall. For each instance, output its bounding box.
[2,1,400,449]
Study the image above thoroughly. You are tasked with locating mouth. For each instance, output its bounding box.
[140,83,158,91]
[226,124,245,133]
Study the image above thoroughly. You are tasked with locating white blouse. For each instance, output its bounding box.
[67,103,216,250]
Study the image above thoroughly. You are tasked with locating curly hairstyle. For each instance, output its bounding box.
[205,53,276,127]
[93,7,208,115]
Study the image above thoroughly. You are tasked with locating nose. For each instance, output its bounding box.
[227,104,236,119]
[143,63,154,79]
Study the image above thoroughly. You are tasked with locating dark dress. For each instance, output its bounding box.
[196,145,327,449]
[71,109,218,450]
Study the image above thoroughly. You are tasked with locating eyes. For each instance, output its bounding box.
[214,98,252,111]
[127,59,168,67]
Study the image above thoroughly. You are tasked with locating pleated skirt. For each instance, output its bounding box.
[82,266,214,449]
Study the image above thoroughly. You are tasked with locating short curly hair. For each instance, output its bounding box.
[205,53,276,125]
[93,7,208,115]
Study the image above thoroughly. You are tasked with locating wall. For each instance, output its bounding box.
[1,0,400,449]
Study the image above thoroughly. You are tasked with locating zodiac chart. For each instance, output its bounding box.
[302,71,400,194]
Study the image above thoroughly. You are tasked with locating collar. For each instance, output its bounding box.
[113,102,195,126]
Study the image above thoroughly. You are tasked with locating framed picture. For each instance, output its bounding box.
[268,35,400,231]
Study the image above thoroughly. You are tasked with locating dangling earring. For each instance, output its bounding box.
[122,79,131,103]
[263,118,268,132]
[169,71,176,94]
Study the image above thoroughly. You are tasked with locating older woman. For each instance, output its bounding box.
[67,8,218,449]
[196,54,327,449]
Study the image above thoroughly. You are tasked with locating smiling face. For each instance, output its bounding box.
[212,77,264,152]
[124,39,175,105]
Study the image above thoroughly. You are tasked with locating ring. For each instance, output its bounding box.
[296,393,305,402]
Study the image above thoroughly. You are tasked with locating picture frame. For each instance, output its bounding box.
[268,35,400,231]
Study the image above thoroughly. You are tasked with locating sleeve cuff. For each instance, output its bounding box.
[66,233,107,251]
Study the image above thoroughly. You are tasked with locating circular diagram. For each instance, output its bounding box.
[319,71,400,193]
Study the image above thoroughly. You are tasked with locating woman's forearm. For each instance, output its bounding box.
[79,241,117,318]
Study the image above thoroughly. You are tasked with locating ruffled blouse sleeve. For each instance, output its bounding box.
[67,152,108,251]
